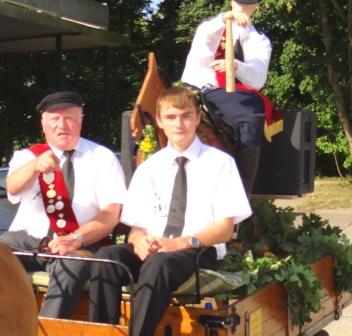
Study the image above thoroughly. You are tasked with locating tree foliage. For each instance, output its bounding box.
[1,0,352,177]
[149,0,352,176]
[256,0,352,176]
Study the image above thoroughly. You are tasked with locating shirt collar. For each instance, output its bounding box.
[166,136,202,163]
[48,137,82,159]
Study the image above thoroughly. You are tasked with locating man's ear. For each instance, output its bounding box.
[196,111,201,126]
[40,116,45,129]
[156,115,163,129]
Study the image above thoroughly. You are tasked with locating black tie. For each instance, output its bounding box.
[163,156,188,237]
[62,150,75,201]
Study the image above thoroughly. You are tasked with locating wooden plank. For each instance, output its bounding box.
[262,312,289,336]
[311,256,335,297]
[121,301,233,336]
[300,292,352,336]
[234,283,289,336]
[37,289,233,335]
[35,290,90,322]
[38,318,128,336]
[32,256,352,336]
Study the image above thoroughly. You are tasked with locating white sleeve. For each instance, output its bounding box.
[181,14,225,85]
[95,150,127,208]
[7,149,36,204]
[235,25,272,90]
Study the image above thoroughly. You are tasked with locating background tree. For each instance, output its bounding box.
[1,0,352,178]
[0,0,152,162]
[256,0,352,176]
[148,0,352,176]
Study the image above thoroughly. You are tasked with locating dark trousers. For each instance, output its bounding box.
[89,243,217,336]
[202,88,265,149]
[202,88,264,194]
[0,230,98,318]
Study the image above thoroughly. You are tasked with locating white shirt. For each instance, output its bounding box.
[8,137,127,238]
[181,13,272,90]
[121,137,252,259]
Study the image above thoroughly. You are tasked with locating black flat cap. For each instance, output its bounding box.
[36,91,84,113]
[235,0,261,4]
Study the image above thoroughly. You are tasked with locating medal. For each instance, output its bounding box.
[43,172,55,184]
[55,201,64,211]
[46,204,55,214]
[46,189,56,198]
[57,219,66,228]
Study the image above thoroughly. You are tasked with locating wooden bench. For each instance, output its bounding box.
[30,263,247,335]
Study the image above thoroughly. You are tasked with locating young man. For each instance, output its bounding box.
[89,87,252,335]
[0,91,126,318]
[181,0,271,195]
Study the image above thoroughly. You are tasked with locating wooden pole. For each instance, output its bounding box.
[225,7,235,92]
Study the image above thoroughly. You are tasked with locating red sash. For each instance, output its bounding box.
[214,30,284,142]
[29,144,79,235]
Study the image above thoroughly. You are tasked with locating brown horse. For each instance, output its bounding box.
[0,243,37,336]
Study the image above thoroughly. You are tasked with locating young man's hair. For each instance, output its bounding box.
[156,87,200,118]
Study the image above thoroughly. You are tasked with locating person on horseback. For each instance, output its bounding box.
[181,0,271,195]
[0,91,126,318]
[88,87,252,335]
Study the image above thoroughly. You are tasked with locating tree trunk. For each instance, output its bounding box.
[320,0,352,156]
[348,0,352,119]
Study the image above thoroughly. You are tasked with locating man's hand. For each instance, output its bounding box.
[157,236,189,253]
[33,150,60,175]
[224,10,251,27]
[48,234,82,256]
[132,234,161,261]
[6,150,60,196]
[133,236,189,258]
[211,59,238,72]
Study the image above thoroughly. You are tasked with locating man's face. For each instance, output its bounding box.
[41,106,82,151]
[157,104,200,152]
[232,1,258,16]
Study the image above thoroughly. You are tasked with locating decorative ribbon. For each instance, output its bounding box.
[29,144,79,236]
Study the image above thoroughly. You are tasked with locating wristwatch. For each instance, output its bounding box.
[71,232,84,247]
[189,236,203,249]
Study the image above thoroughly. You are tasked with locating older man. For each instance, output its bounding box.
[0,91,126,318]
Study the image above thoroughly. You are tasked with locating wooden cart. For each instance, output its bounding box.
[30,256,352,336]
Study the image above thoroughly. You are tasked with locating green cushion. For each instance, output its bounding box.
[29,269,247,297]
[28,271,90,291]
[29,271,49,287]
[174,269,247,296]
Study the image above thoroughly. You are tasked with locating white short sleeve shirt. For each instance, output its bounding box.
[181,13,272,90]
[8,137,127,238]
[121,137,252,259]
